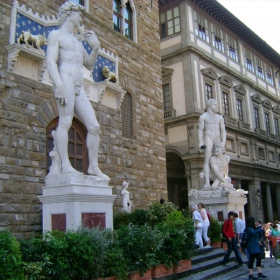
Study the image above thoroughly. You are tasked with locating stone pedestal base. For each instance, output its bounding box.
[38,174,117,232]
[188,188,247,221]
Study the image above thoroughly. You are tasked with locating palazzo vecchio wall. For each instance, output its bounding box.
[0,0,167,238]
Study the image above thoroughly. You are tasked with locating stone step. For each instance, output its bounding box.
[176,247,248,280]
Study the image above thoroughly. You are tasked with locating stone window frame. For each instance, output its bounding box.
[233,84,248,124]
[244,48,254,73]
[225,136,236,153]
[255,56,265,80]
[218,75,233,117]
[46,117,89,175]
[194,12,210,43]
[211,24,225,53]
[201,68,218,101]
[113,0,137,43]
[159,3,181,39]
[121,92,133,139]
[262,99,273,134]
[251,94,263,130]
[265,63,274,86]
[226,34,239,63]
[162,67,175,118]
[240,140,249,156]
[268,149,276,163]
[257,146,266,160]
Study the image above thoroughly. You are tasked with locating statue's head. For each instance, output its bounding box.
[58,2,85,27]
[213,142,223,155]
[205,99,218,112]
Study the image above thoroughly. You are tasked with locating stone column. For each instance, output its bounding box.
[266,183,273,222]
[276,185,280,220]
[248,179,260,217]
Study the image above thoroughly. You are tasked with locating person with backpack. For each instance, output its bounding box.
[221,211,244,266]
[245,217,267,279]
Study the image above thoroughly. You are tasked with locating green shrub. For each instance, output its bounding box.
[130,209,148,226]
[0,230,24,280]
[116,224,163,276]
[208,217,222,243]
[113,212,131,229]
[146,201,178,226]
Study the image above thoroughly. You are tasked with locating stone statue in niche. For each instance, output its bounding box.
[102,65,118,83]
[198,99,226,190]
[121,181,131,213]
[46,2,109,179]
[17,31,47,50]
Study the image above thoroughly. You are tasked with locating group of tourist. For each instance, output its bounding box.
[190,205,280,279]
[222,211,280,279]
[189,203,211,250]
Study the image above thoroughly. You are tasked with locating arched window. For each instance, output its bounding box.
[113,0,136,42]
[46,118,89,175]
[121,93,133,139]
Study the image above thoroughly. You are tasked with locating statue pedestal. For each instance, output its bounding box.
[188,188,247,221]
[38,174,116,231]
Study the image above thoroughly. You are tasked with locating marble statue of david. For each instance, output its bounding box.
[47,2,109,180]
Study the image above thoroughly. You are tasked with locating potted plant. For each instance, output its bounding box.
[115,224,163,279]
[208,217,222,248]
[153,211,194,277]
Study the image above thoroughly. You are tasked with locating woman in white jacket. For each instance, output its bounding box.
[198,203,211,248]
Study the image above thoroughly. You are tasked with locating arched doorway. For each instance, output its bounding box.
[166,152,188,209]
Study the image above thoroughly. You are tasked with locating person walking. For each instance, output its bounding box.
[197,202,211,248]
[246,217,267,279]
[190,205,204,250]
[221,211,244,266]
[256,220,266,261]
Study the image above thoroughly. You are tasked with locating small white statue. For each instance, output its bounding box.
[102,65,118,83]
[121,181,131,213]
[17,31,47,50]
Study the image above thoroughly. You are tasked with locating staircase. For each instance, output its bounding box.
[176,247,248,280]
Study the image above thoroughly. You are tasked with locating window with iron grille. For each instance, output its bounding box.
[274,118,279,136]
[236,98,243,121]
[265,112,270,133]
[113,0,133,40]
[222,92,229,116]
[160,6,180,39]
[205,83,213,100]
[163,84,171,111]
[254,107,260,129]
[46,118,88,175]
[121,93,133,139]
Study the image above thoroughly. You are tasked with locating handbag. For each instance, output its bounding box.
[241,230,251,250]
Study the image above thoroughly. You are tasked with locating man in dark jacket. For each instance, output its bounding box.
[222,211,244,265]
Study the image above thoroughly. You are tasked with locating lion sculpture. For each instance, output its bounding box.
[17,31,47,50]
[102,65,118,83]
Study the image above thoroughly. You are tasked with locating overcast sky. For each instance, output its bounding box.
[217,0,280,54]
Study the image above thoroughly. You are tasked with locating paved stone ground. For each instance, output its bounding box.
[224,250,280,280]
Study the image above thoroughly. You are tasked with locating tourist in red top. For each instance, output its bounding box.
[221,211,244,266]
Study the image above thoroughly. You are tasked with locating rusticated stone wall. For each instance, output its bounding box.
[0,0,167,238]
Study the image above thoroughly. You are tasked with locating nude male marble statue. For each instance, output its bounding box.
[209,143,231,190]
[47,2,109,179]
[198,99,226,189]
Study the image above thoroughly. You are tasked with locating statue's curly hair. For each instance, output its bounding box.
[58,2,85,27]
